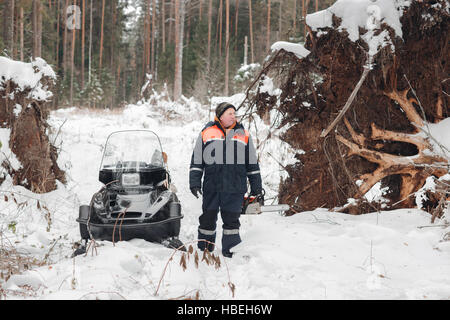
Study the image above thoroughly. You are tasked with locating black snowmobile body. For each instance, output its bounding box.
[75,130,184,252]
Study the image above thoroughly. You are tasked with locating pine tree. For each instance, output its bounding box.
[224,0,230,95]
[173,0,185,101]
[32,0,42,59]
[248,0,254,64]
[2,0,14,57]
[99,0,105,70]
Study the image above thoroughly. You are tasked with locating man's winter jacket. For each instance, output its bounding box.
[189,119,262,194]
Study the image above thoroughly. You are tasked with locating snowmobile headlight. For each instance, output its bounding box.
[122,173,140,186]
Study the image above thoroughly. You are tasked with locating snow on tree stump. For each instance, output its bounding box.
[0,57,66,193]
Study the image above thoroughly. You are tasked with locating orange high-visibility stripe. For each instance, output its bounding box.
[202,125,225,143]
[231,130,249,145]
[202,125,249,145]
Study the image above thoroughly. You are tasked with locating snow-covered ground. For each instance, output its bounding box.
[1,96,450,300]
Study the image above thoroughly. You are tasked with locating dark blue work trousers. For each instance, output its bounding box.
[198,191,244,255]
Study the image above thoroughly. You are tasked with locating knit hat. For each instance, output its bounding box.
[215,102,236,119]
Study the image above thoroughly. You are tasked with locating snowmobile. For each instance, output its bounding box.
[74,130,185,256]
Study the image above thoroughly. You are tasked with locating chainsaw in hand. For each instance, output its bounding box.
[241,189,290,215]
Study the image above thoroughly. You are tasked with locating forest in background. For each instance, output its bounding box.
[0,0,336,109]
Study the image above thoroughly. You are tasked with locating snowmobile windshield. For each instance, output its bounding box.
[100,130,165,172]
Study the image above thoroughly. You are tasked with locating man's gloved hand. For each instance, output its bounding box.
[250,190,264,206]
[250,189,263,196]
[191,187,203,199]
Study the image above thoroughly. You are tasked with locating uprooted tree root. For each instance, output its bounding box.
[244,0,449,216]
[0,77,65,193]
[427,180,450,223]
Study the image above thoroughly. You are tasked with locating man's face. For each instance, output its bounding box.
[219,108,236,128]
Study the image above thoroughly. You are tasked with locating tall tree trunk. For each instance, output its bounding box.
[63,0,69,73]
[207,0,212,72]
[88,0,93,83]
[111,1,116,70]
[143,1,147,76]
[215,0,220,53]
[278,0,282,40]
[302,0,310,40]
[20,6,24,61]
[81,0,86,89]
[266,0,271,53]
[141,11,145,84]
[70,0,77,106]
[301,0,304,39]
[13,2,18,59]
[146,0,151,74]
[173,0,185,101]
[111,1,116,108]
[293,0,297,36]
[234,0,239,54]
[219,0,223,58]
[37,0,42,57]
[32,0,42,59]
[116,63,121,99]
[186,0,191,47]
[2,0,15,57]
[224,0,230,95]
[88,0,93,107]
[162,0,166,53]
[248,0,254,64]
[174,0,180,100]
[168,0,174,44]
[55,0,60,70]
[99,0,106,70]
[151,0,157,74]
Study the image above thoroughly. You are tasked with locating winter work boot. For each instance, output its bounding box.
[222,251,233,258]
[222,228,241,258]
[198,228,216,252]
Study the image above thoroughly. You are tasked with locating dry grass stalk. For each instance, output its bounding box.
[154,240,236,298]
[0,231,46,298]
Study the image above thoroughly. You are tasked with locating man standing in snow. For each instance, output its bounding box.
[189,102,263,258]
